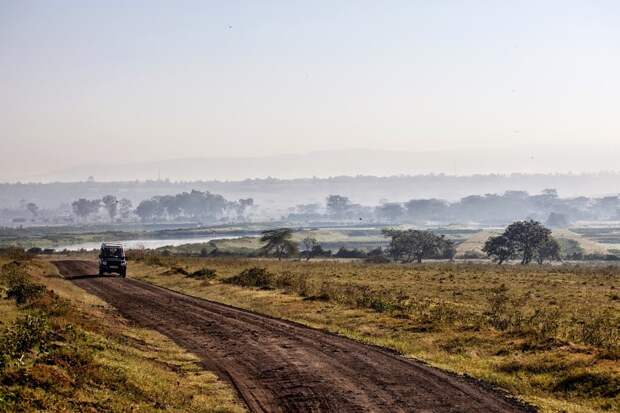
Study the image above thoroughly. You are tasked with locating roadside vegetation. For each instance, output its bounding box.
[128,254,620,412]
[0,255,244,412]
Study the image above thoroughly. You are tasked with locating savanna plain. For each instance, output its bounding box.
[126,253,620,413]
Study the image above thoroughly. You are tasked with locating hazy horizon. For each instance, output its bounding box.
[5,145,620,183]
[3,1,620,181]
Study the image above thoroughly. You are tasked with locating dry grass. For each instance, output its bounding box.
[0,257,245,413]
[129,256,620,413]
[552,229,610,255]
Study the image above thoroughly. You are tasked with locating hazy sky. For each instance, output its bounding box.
[2,1,620,181]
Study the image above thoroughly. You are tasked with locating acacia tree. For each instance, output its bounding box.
[260,228,299,260]
[301,237,319,261]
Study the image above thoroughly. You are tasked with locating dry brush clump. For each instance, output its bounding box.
[224,267,274,289]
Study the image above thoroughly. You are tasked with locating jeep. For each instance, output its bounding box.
[99,243,127,277]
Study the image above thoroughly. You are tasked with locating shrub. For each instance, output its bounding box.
[7,280,46,304]
[485,284,511,330]
[1,266,46,305]
[225,267,273,288]
[273,271,311,296]
[334,248,367,258]
[365,255,390,264]
[579,310,620,350]
[0,314,50,369]
[0,247,29,260]
[189,268,217,278]
[554,371,620,398]
[458,250,486,260]
[527,306,562,340]
[171,266,189,275]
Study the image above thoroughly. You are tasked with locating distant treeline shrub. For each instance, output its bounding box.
[134,190,253,223]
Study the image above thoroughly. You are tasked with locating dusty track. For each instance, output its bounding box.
[54,260,532,413]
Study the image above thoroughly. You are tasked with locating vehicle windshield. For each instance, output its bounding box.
[101,247,123,258]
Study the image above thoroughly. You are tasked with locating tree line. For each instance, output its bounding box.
[288,190,620,226]
[8,187,620,227]
[257,220,560,265]
[70,190,253,223]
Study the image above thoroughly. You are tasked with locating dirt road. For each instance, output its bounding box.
[54,260,532,413]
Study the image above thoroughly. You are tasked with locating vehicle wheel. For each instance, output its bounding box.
[120,269,126,278]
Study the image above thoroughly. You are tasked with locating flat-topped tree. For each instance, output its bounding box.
[260,228,299,260]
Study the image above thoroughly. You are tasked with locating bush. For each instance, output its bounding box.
[458,250,486,260]
[0,247,29,260]
[273,271,313,296]
[334,247,367,258]
[485,284,511,330]
[0,314,50,369]
[579,310,620,350]
[365,255,390,264]
[225,267,273,288]
[171,266,189,275]
[1,266,46,305]
[189,268,217,278]
[7,280,46,304]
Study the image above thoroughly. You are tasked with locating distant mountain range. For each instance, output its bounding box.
[26,145,620,183]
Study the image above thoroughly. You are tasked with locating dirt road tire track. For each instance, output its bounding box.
[53,260,533,413]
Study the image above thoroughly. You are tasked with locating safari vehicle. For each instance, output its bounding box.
[98,243,127,277]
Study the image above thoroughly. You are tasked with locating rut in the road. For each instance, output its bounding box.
[53,260,533,413]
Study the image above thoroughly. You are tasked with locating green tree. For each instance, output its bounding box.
[438,236,457,261]
[484,220,559,265]
[301,237,319,261]
[503,220,552,264]
[260,228,299,260]
[482,235,514,264]
[382,229,441,263]
[535,237,561,264]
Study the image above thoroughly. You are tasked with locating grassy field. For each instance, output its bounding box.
[128,256,620,412]
[0,256,244,412]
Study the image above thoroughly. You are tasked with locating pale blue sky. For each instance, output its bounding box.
[1,1,620,180]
